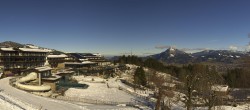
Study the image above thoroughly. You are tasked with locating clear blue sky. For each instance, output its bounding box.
[0,0,250,56]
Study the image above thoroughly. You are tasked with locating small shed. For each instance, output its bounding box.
[163,82,176,90]
[211,85,229,96]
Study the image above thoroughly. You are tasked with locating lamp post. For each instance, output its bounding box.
[38,72,41,86]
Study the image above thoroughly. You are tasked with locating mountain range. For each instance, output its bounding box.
[0,41,248,64]
[149,47,249,64]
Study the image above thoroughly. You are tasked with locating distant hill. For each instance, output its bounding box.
[149,47,193,64]
[0,41,25,48]
[192,50,246,63]
[0,41,64,54]
[149,47,249,64]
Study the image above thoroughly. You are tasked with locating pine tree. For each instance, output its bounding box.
[134,67,147,86]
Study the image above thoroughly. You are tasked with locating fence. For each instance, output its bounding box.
[55,96,144,108]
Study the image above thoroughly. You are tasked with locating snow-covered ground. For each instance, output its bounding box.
[0,77,140,110]
[0,77,87,110]
[65,77,135,103]
[0,95,22,110]
[119,64,250,110]
[3,64,250,110]
[0,100,19,110]
[215,105,250,110]
[125,64,139,70]
[0,91,38,110]
[192,105,250,110]
[67,75,155,110]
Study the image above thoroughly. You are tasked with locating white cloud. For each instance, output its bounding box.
[180,48,209,51]
[245,45,250,51]
[155,45,176,49]
[119,52,131,55]
[229,45,238,51]
[142,52,156,55]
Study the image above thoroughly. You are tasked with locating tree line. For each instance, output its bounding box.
[115,55,250,109]
[115,55,250,88]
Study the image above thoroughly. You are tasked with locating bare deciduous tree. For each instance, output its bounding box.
[197,66,223,110]
[149,70,175,110]
[182,64,224,110]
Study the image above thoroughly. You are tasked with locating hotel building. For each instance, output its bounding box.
[0,47,49,74]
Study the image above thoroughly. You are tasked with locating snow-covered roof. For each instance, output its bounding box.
[157,72,171,78]
[93,53,102,57]
[82,61,97,64]
[19,48,49,52]
[47,54,67,58]
[0,48,15,51]
[54,70,74,75]
[26,45,39,49]
[64,62,85,65]
[79,59,88,61]
[211,85,228,92]
[125,64,139,69]
[64,61,97,65]
[163,82,176,88]
[35,66,52,72]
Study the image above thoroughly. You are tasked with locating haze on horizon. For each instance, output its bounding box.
[0,0,250,56]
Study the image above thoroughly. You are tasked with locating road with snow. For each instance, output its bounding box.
[0,77,138,110]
